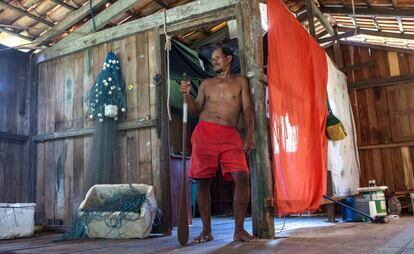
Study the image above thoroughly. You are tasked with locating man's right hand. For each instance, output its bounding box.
[180,80,191,95]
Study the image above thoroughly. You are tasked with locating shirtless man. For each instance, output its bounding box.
[180,47,256,242]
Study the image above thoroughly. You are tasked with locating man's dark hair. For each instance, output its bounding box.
[216,46,233,57]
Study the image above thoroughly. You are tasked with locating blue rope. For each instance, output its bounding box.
[89,0,97,32]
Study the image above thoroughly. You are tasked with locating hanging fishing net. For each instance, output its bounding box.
[84,51,127,189]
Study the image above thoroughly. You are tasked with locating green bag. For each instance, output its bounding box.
[326,100,347,141]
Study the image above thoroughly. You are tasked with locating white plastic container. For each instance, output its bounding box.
[357,186,388,217]
[0,203,36,239]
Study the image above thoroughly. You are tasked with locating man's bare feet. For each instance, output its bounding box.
[192,231,214,243]
[233,229,257,242]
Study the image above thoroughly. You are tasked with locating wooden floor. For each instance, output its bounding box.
[1,216,414,254]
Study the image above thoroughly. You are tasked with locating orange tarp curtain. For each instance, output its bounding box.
[267,0,328,215]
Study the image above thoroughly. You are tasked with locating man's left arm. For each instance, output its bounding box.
[241,77,255,152]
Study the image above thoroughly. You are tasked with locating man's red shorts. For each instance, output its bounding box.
[188,121,249,181]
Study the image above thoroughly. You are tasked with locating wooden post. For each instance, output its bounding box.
[327,29,343,223]
[326,171,336,222]
[306,0,316,38]
[158,31,173,236]
[333,41,345,69]
[401,147,414,190]
[29,54,38,204]
[237,0,275,239]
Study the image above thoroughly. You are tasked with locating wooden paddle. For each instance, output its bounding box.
[178,73,190,246]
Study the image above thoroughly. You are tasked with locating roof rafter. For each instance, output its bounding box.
[37,0,237,63]
[299,0,335,35]
[338,26,414,40]
[153,0,170,9]
[29,0,108,46]
[349,14,357,28]
[318,30,356,43]
[50,0,77,11]
[339,0,347,7]
[306,0,316,37]
[372,16,381,31]
[340,40,414,54]
[397,16,404,33]
[321,6,414,17]
[56,0,139,44]
[0,1,55,27]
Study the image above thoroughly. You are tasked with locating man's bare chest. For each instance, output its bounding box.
[205,83,242,102]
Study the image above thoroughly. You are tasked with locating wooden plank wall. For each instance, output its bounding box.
[0,47,33,203]
[327,45,414,193]
[35,31,162,225]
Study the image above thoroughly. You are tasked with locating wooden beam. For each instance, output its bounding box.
[321,6,414,17]
[153,0,170,9]
[30,0,108,46]
[358,141,414,150]
[237,0,275,239]
[0,1,55,27]
[326,171,335,222]
[296,8,307,23]
[311,2,335,35]
[306,0,316,38]
[37,0,238,63]
[56,0,139,44]
[340,59,377,72]
[372,16,381,31]
[401,146,414,190]
[0,27,34,41]
[322,41,335,48]
[348,73,414,90]
[338,26,414,40]
[50,0,77,11]
[317,29,329,39]
[297,0,334,35]
[158,31,173,235]
[28,53,38,204]
[0,131,28,144]
[397,16,404,33]
[349,14,358,29]
[333,40,344,68]
[340,40,414,54]
[32,119,156,142]
[167,8,235,35]
[318,30,356,43]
